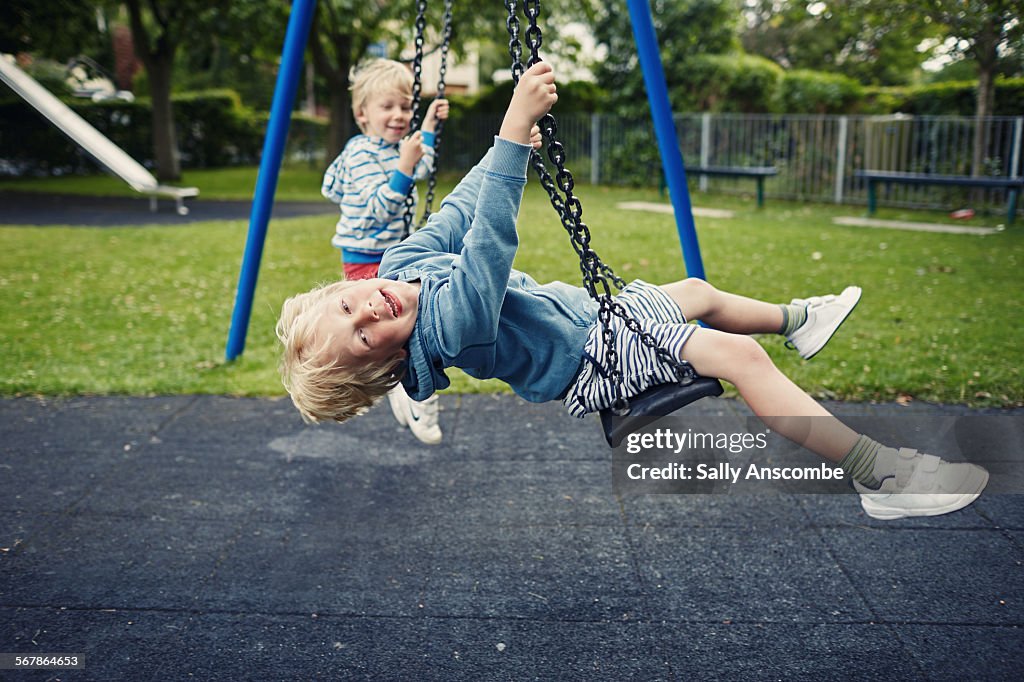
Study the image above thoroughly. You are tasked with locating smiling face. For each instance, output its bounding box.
[314,278,421,368]
[355,90,414,144]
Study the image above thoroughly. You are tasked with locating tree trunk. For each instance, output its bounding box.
[124,0,182,182]
[309,9,354,165]
[971,66,995,178]
[148,56,181,181]
[327,87,352,157]
[321,46,352,161]
[970,13,1000,178]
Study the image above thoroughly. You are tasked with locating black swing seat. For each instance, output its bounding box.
[600,377,724,448]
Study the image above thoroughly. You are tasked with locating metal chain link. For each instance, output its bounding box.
[408,0,427,133]
[402,0,429,237]
[505,0,525,83]
[506,1,697,410]
[419,0,453,227]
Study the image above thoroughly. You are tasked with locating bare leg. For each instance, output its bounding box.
[680,326,858,462]
[660,278,783,334]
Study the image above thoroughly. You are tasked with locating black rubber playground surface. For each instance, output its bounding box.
[0,191,333,226]
[1,394,1022,680]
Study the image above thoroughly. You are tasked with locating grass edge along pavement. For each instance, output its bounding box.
[1,172,1021,407]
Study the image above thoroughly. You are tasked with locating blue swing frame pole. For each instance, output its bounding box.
[225,0,317,361]
[625,0,707,280]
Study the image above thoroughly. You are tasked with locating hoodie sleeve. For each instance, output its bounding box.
[432,138,532,357]
[381,145,497,263]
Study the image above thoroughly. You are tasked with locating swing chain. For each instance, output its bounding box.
[403,0,429,237]
[507,0,698,393]
[409,0,427,132]
[523,0,543,65]
[518,2,623,292]
[419,0,453,227]
[505,1,525,83]
[507,0,623,398]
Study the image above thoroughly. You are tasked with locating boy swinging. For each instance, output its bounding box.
[277,63,988,521]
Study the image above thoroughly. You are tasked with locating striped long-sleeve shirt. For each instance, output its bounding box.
[322,132,435,262]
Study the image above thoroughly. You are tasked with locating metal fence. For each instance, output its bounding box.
[441,112,1024,216]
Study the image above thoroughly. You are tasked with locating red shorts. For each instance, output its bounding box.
[343,261,380,280]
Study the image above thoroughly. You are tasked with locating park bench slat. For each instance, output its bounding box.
[662,165,779,207]
[855,170,1022,225]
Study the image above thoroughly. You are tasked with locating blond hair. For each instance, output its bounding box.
[276,280,405,423]
[350,59,414,133]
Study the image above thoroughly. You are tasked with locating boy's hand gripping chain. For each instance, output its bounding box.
[506,0,701,416]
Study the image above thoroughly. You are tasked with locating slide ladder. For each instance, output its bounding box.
[0,54,198,215]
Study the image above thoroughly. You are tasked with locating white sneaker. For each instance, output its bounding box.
[853,447,989,520]
[786,285,862,359]
[406,393,442,445]
[386,386,409,426]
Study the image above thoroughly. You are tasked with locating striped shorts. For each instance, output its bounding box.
[563,280,697,418]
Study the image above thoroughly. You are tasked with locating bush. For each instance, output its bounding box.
[906,78,1024,116]
[992,78,1024,115]
[603,119,661,187]
[0,89,327,176]
[676,54,782,113]
[773,70,864,114]
[899,80,978,116]
[0,100,89,175]
[861,86,907,115]
[863,78,1024,116]
[449,79,609,119]
[254,111,329,166]
[171,89,262,167]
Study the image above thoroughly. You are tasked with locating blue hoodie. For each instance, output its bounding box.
[379,137,599,403]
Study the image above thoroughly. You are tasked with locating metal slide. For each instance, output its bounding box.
[0,54,198,215]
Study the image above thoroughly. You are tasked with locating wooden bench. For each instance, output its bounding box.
[661,166,779,207]
[855,170,1024,226]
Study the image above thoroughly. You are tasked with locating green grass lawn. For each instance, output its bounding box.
[2,168,1022,407]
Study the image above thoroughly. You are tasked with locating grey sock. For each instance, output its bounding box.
[778,303,808,336]
[840,435,884,488]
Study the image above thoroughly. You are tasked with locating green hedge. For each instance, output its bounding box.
[0,89,327,176]
[773,69,865,114]
[171,89,262,167]
[674,54,782,113]
[865,78,1024,116]
[4,72,1019,180]
[447,79,609,120]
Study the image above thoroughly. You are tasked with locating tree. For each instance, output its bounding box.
[914,0,1022,175]
[741,0,941,86]
[123,0,233,181]
[308,1,396,156]
[590,0,740,115]
[0,1,107,61]
[308,1,519,157]
[170,2,290,111]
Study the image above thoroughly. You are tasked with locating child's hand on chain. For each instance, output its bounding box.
[500,62,557,145]
[423,98,450,134]
[529,124,542,150]
[398,130,425,176]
